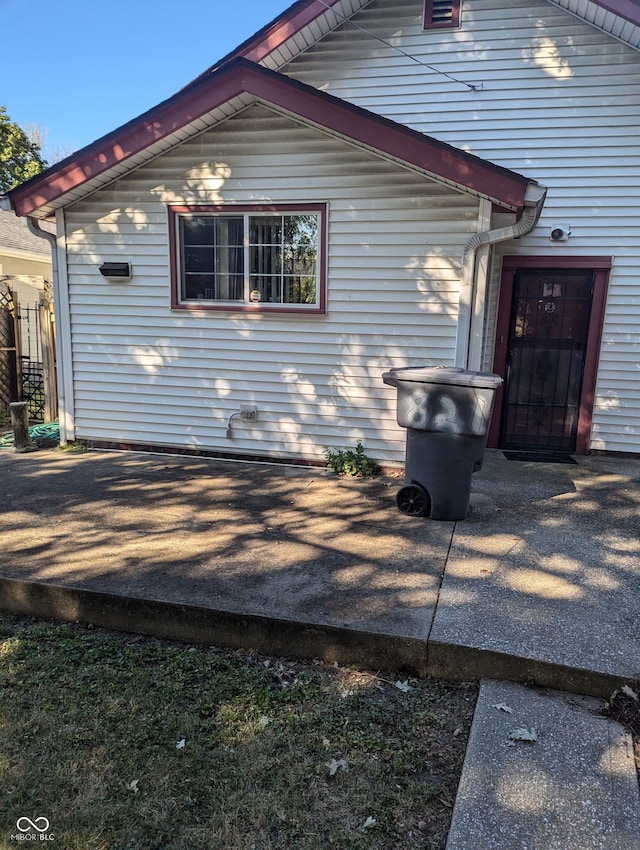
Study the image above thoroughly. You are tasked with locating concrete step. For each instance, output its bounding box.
[446,679,640,850]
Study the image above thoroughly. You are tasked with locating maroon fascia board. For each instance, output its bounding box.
[215,0,346,66]
[244,65,532,206]
[8,59,533,218]
[8,61,255,218]
[589,0,640,27]
[207,0,640,76]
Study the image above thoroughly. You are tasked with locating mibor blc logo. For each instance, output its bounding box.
[11,816,54,842]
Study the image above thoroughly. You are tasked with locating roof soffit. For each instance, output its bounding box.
[212,0,640,73]
[212,0,375,70]
[546,0,640,49]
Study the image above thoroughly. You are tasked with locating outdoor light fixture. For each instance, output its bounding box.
[99,261,132,279]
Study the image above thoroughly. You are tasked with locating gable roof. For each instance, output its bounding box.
[4,58,538,220]
[211,0,372,71]
[211,0,640,73]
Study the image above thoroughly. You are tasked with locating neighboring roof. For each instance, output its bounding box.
[0,209,53,256]
[5,59,537,220]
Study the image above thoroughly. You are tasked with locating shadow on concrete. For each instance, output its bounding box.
[1,448,638,694]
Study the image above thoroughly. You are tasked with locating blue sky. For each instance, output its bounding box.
[1,0,288,162]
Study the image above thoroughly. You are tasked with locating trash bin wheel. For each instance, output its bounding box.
[396,483,430,517]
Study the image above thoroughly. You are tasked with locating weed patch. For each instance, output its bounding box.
[325,442,379,478]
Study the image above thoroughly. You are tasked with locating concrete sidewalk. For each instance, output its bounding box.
[1,446,639,848]
[446,680,640,850]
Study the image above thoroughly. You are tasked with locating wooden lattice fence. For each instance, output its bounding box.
[0,282,20,421]
[0,278,57,423]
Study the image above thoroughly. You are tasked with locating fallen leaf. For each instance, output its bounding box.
[128,779,140,793]
[359,816,377,830]
[508,727,538,743]
[176,739,186,749]
[259,716,271,728]
[395,680,411,692]
[493,703,513,714]
[326,758,349,777]
[621,685,639,701]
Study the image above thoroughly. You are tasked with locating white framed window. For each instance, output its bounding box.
[170,203,326,313]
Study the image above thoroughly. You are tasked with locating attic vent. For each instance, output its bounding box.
[424,0,461,29]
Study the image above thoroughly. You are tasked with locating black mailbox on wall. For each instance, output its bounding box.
[99,261,131,280]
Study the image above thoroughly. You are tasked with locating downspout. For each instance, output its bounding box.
[455,181,547,369]
[25,214,74,445]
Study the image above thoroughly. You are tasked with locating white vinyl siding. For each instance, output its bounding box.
[64,105,478,463]
[282,0,640,453]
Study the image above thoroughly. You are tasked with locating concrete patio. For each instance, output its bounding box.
[1,447,638,695]
[1,445,639,848]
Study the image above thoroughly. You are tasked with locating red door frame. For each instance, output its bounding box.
[488,255,612,454]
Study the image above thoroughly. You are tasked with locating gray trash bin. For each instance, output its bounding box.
[382,366,503,520]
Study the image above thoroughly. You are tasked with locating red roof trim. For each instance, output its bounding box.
[246,67,531,207]
[589,0,640,27]
[8,59,533,217]
[234,0,345,64]
[8,63,253,217]
[214,0,640,71]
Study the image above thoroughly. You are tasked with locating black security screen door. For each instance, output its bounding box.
[500,268,594,452]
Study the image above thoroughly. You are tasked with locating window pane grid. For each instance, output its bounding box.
[179,210,320,308]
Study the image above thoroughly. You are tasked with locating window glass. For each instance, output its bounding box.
[176,209,321,309]
[181,216,244,301]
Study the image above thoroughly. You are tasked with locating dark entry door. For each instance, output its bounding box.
[500,268,594,452]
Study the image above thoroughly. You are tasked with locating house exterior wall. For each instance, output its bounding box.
[0,249,51,280]
[284,0,640,453]
[63,104,480,463]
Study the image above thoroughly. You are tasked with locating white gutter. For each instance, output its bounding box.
[26,213,75,444]
[454,181,548,369]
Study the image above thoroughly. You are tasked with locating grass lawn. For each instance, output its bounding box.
[0,615,477,850]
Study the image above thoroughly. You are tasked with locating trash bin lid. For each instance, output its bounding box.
[382,365,503,389]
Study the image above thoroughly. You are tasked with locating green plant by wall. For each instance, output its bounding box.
[324,441,379,477]
[57,439,88,453]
